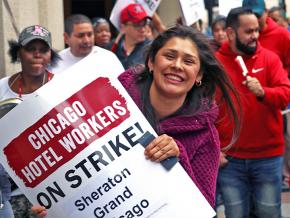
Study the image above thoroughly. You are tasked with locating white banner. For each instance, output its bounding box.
[0,52,215,218]
[110,0,162,30]
[218,0,242,16]
[265,0,279,8]
[179,0,206,26]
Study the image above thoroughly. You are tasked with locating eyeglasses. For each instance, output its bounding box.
[126,19,150,30]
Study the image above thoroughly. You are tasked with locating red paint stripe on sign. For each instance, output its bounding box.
[4,77,130,187]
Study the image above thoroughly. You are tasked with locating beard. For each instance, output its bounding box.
[235,35,257,55]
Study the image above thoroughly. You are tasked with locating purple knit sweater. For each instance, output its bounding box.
[118,69,220,207]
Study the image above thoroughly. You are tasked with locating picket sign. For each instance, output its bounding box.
[178,0,206,26]
[0,51,215,218]
[218,0,242,16]
[110,0,162,30]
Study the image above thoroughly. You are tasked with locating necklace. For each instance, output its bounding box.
[9,73,20,88]
[17,71,52,98]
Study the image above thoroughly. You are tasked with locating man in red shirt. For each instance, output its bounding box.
[243,0,290,192]
[216,7,290,218]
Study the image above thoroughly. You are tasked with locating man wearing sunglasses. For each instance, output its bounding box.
[113,3,152,69]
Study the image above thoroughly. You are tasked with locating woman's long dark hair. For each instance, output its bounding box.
[136,25,241,149]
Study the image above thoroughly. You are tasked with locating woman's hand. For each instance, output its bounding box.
[144,134,180,162]
[31,205,47,218]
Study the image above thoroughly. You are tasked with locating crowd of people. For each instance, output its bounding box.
[0,0,290,217]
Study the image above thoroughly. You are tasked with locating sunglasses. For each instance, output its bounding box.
[126,19,150,30]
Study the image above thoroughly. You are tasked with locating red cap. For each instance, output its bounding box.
[120,3,150,24]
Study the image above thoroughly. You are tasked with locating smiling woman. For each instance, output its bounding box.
[148,37,202,116]
[0,25,60,218]
[118,25,241,208]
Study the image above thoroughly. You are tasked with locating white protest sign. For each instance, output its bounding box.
[0,52,215,218]
[265,0,279,9]
[179,0,206,26]
[218,0,242,16]
[110,0,162,30]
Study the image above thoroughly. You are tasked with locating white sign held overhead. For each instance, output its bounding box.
[179,0,206,26]
[110,0,162,30]
[0,51,215,218]
[219,0,242,16]
[137,0,161,15]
